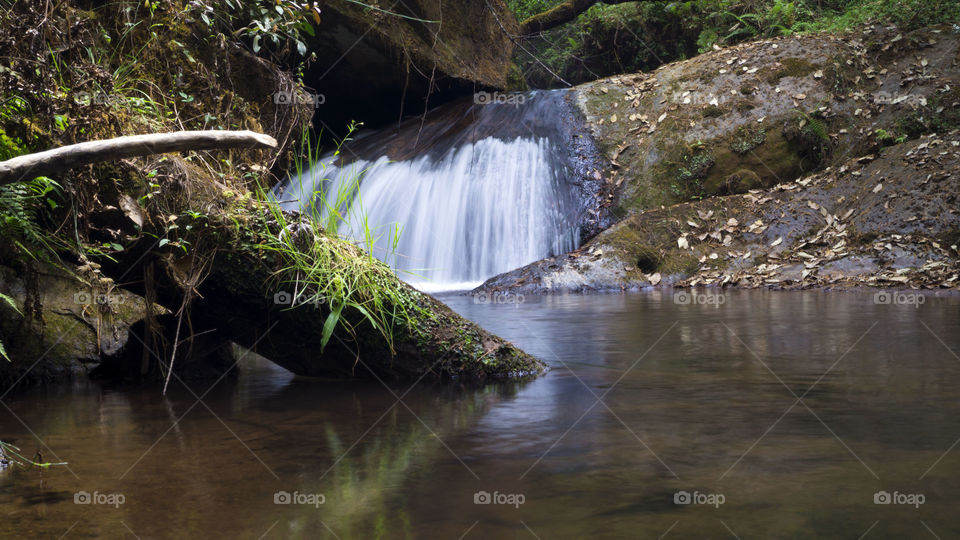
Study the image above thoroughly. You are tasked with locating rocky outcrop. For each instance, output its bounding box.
[306,0,518,132]
[478,25,960,294]
[478,132,960,293]
[0,263,151,387]
[573,25,960,217]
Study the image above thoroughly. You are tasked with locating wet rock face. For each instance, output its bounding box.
[477,132,960,294]
[304,0,517,135]
[0,263,150,389]
[475,25,960,294]
[572,25,960,216]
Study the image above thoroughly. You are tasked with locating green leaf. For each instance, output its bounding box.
[158,238,169,247]
[0,293,19,315]
[320,301,343,351]
[0,340,8,362]
[252,34,261,53]
[296,40,307,56]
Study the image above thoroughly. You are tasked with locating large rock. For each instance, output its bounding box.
[476,25,960,293]
[0,263,150,388]
[573,25,960,217]
[477,132,960,293]
[306,0,518,132]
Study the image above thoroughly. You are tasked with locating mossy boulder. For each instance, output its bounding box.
[477,132,960,293]
[0,262,152,388]
[572,25,960,216]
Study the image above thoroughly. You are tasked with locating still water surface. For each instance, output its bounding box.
[2,290,959,538]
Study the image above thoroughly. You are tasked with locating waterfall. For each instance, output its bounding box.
[275,90,585,292]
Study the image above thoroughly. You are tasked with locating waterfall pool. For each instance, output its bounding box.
[3,290,959,538]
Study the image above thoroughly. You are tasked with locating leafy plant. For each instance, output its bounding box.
[0,440,68,468]
[0,292,19,362]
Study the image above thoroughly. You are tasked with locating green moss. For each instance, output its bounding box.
[658,249,700,275]
[730,126,766,154]
[764,57,818,84]
[672,145,715,200]
[0,129,25,161]
[894,87,960,138]
[702,105,724,118]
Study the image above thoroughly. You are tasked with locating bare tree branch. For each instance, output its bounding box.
[519,0,637,35]
[0,130,277,185]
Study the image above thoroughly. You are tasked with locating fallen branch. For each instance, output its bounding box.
[519,0,637,35]
[0,130,277,185]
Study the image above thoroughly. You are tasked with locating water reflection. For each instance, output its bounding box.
[2,290,959,538]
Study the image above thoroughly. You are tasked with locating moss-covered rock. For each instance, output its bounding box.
[572,25,960,215]
[0,262,152,388]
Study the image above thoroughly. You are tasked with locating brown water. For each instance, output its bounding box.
[2,289,960,539]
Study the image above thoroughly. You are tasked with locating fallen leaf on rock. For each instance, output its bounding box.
[873,183,883,193]
[678,236,689,249]
[771,237,783,247]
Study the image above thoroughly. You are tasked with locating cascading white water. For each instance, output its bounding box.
[275,91,583,292]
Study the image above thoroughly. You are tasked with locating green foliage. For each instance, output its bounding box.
[0,440,68,468]
[244,125,423,353]
[731,126,767,154]
[792,0,960,33]
[0,176,64,260]
[506,0,567,21]
[673,145,715,200]
[188,0,321,60]
[0,293,19,362]
[511,0,960,89]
